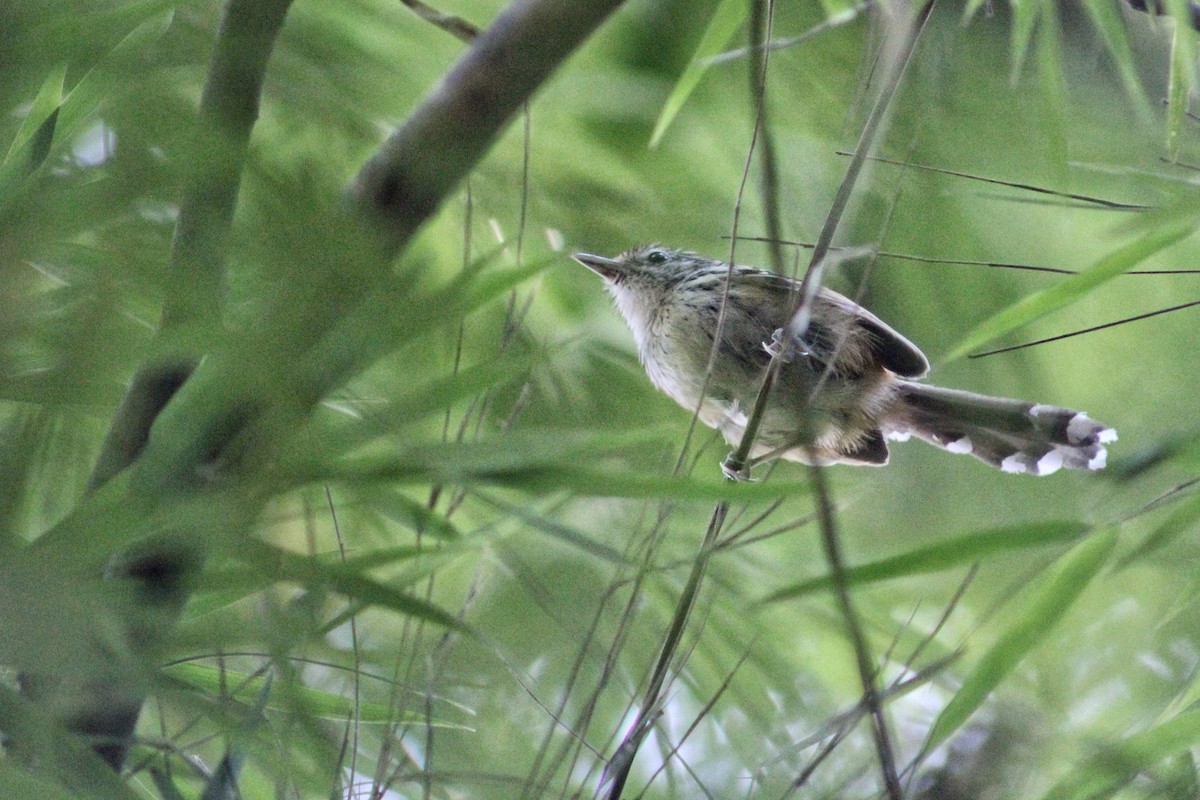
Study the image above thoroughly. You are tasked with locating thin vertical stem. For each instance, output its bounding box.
[809,464,902,799]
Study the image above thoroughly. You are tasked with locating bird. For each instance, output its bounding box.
[572,245,1115,476]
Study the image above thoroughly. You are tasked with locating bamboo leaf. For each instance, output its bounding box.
[762,520,1088,604]
[923,529,1116,753]
[1117,488,1200,569]
[53,10,175,144]
[943,219,1195,361]
[1163,0,1198,154]
[164,663,471,728]
[362,488,463,540]
[649,0,744,148]
[1,64,66,171]
[300,432,814,502]
[1037,709,1200,800]
[1078,1,1152,117]
[249,542,470,633]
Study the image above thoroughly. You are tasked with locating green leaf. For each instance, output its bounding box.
[922,528,1116,754]
[1037,709,1200,800]
[1078,1,1153,119]
[53,10,175,144]
[148,768,189,800]
[1166,17,1187,156]
[1007,0,1042,84]
[311,356,532,463]
[1164,0,1198,154]
[0,10,173,199]
[1117,486,1200,569]
[363,488,463,540]
[0,687,143,800]
[649,0,745,148]
[1,64,66,171]
[302,432,814,501]
[762,520,1088,604]
[943,218,1195,361]
[297,256,546,400]
[475,492,628,563]
[164,663,470,727]
[961,0,991,22]
[250,542,470,633]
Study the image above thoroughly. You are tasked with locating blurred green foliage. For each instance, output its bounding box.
[5,1,1200,798]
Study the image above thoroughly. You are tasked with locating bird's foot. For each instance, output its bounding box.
[721,454,755,482]
[762,328,811,362]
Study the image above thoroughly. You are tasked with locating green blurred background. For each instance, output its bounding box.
[5,1,1200,798]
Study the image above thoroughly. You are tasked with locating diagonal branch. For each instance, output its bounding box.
[163,0,295,332]
[348,0,626,258]
[18,0,629,782]
[92,0,295,493]
[18,0,295,774]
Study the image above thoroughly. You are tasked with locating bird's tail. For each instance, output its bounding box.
[890,381,1116,475]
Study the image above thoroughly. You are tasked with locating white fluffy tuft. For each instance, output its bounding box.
[1087,449,1108,470]
[1001,454,1027,474]
[946,436,973,454]
[1036,450,1064,476]
[1097,427,1118,444]
[1066,413,1103,444]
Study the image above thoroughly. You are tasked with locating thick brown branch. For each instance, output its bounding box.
[87,361,194,491]
[348,0,626,257]
[23,0,626,780]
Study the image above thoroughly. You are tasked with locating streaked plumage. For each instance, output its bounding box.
[573,245,1115,475]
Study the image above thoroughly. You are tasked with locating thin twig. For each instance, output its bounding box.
[518,509,658,797]
[705,1,873,66]
[809,464,903,798]
[969,298,1200,358]
[729,235,1200,276]
[602,503,730,800]
[716,15,931,787]
[636,639,757,796]
[398,0,481,42]
[752,0,786,277]
[835,150,1151,211]
[326,486,363,790]
[602,2,785,792]
[720,1,934,479]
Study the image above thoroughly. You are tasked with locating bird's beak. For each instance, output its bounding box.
[571,252,623,280]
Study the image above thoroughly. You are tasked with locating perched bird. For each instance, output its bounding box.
[572,245,1115,475]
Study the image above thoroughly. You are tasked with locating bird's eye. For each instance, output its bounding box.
[646,250,667,264]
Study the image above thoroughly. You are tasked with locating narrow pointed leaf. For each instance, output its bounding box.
[762,520,1088,604]
[2,64,66,170]
[944,220,1195,361]
[1037,709,1200,800]
[649,0,744,148]
[923,528,1116,753]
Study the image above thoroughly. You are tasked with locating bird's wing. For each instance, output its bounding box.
[818,288,929,378]
[734,271,930,378]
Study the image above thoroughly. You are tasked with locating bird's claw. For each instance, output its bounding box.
[721,456,755,482]
[762,328,811,362]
